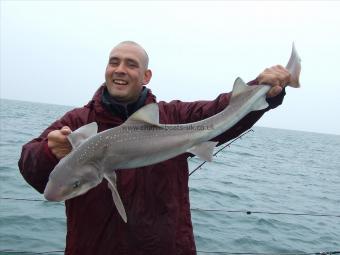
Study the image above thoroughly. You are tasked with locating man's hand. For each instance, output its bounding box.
[47,126,72,159]
[256,65,291,98]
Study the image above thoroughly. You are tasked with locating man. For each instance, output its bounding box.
[19,41,290,255]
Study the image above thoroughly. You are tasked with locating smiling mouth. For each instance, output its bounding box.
[113,79,128,85]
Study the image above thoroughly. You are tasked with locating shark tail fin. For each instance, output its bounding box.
[285,42,301,88]
[187,141,218,162]
[104,172,127,223]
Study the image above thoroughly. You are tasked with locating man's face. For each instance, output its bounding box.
[105,44,151,103]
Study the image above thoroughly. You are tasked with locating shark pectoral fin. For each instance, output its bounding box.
[67,122,98,149]
[187,141,218,162]
[126,103,163,127]
[104,172,127,223]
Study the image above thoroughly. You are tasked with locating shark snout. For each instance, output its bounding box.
[43,182,64,202]
[44,192,62,202]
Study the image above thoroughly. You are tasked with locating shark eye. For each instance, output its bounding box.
[72,180,81,189]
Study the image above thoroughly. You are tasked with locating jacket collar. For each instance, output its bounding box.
[87,84,157,121]
[101,86,149,120]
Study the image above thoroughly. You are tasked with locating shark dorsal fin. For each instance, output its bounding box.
[231,77,248,97]
[230,77,269,111]
[126,103,161,126]
[67,122,98,149]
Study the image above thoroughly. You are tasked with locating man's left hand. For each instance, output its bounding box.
[256,65,291,98]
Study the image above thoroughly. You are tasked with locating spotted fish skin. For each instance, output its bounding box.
[43,44,301,223]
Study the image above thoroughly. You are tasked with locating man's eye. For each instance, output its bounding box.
[127,62,138,68]
[73,180,81,189]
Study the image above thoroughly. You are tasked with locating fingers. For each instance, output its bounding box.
[257,65,291,93]
[47,126,72,159]
[60,126,72,135]
[47,126,71,143]
[266,85,283,98]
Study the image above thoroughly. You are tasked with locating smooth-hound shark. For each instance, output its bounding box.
[44,44,301,223]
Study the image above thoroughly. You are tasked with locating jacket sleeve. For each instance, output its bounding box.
[163,83,286,146]
[18,107,90,194]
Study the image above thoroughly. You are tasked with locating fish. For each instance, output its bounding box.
[44,43,301,223]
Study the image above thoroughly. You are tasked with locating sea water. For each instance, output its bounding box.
[0,98,339,254]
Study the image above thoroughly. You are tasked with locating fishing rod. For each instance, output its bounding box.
[2,249,339,255]
[3,127,339,219]
[195,251,340,255]
[2,197,339,218]
[189,129,254,176]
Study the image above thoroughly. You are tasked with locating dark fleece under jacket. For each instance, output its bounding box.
[18,83,285,255]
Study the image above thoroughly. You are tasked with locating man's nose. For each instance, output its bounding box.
[114,63,127,75]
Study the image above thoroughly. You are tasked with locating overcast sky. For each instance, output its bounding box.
[1,1,339,135]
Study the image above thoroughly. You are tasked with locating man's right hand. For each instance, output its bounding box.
[47,126,72,159]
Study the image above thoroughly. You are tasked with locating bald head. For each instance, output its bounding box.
[112,41,149,69]
[105,41,152,103]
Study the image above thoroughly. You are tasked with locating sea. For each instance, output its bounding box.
[0,98,339,255]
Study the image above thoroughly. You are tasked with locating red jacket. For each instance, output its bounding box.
[18,84,284,255]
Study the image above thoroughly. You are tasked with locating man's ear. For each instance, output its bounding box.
[143,69,152,85]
